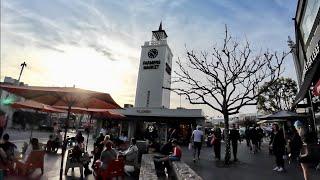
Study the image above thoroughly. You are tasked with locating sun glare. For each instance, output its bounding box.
[39,45,133,100]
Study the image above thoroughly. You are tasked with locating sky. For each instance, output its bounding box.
[1,0,298,117]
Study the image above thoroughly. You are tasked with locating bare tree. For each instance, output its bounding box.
[165,26,289,164]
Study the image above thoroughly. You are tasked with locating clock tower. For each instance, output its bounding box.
[135,22,173,108]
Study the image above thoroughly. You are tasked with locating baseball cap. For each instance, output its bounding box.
[294,120,303,128]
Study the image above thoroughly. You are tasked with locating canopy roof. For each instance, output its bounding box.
[54,106,125,119]
[12,100,66,113]
[258,110,309,120]
[0,84,121,109]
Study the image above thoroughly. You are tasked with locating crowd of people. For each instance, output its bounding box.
[0,120,318,180]
[0,133,43,175]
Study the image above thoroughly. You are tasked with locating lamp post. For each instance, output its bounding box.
[17,62,27,84]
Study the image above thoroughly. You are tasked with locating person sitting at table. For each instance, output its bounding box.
[75,131,85,145]
[23,138,40,162]
[0,134,17,159]
[119,133,128,142]
[69,144,92,175]
[92,133,105,164]
[56,130,63,143]
[99,141,117,170]
[119,138,138,163]
[0,133,17,171]
[102,135,113,147]
[46,135,55,152]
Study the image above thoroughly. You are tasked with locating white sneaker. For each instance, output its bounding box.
[273,167,279,171]
[277,167,284,172]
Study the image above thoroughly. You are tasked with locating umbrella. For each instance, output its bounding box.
[54,106,124,119]
[12,100,67,113]
[11,100,67,138]
[0,84,121,180]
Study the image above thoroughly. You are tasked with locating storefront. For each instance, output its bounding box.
[117,107,204,145]
[291,0,320,134]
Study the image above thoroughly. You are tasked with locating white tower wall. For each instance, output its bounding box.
[135,37,173,108]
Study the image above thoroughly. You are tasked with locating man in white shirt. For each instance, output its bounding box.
[100,127,106,136]
[191,125,204,162]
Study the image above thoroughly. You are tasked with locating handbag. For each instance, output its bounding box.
[210,137,216,145]
[188,143,192,150]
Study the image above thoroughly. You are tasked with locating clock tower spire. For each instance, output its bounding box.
[135,23,173,108]
[152,22,168,41]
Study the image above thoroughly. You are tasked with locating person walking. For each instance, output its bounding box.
[212,127,222,160]
[191,125,203,162]
[250,127,259,154]
[270,123,286,172]
[229,124,240,161]
[245,127,252,151]
[256,126,264,150]
[288,128,302,163]
[294,120,318,180]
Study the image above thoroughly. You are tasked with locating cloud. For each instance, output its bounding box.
[1,0,297,117]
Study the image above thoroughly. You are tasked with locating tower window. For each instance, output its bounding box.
[146,90,150,107]
[165,63,172,75]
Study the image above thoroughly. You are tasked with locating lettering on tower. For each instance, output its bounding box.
[143,60,161,69]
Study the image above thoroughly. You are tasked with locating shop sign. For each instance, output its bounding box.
[137,109,151,113]
[304,40,320,72]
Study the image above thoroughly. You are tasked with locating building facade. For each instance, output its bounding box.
[119,23,204,144]
[291,0,320,134]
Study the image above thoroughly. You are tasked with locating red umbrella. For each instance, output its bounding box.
[12,100,67,113]
[0,84,121,179]
[11,100,66,138]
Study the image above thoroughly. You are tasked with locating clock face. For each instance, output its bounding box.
[148,49,158,59]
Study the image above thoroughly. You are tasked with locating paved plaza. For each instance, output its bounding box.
[182,142,320,180]
[3,130,320,179]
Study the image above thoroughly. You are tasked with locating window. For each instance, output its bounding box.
[300,0,320,44]
[146,91,150,107]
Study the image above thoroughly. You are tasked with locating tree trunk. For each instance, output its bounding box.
[223,112,231,165]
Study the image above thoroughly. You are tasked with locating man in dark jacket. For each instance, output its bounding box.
[229,124,240,161]
[250,127,258,154]
[270,123,286,172]
[256,126,264,150]
[160,140,173,155]
[213,127,222,160]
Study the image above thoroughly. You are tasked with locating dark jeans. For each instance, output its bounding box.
[153,156,171,177]
[275,153,284,168]
[257,139,262,150]
[193,142,202,159]
[0,127,3,139]
[213,141,221,160]
[246,138,251,150]
[231,141,238,160]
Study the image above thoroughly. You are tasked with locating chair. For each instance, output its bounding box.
[98,159,125,180]
[124,150,138,176]
[15,150,45,175]
[64,149,84,178]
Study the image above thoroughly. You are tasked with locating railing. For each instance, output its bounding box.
[144,40,167,46]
